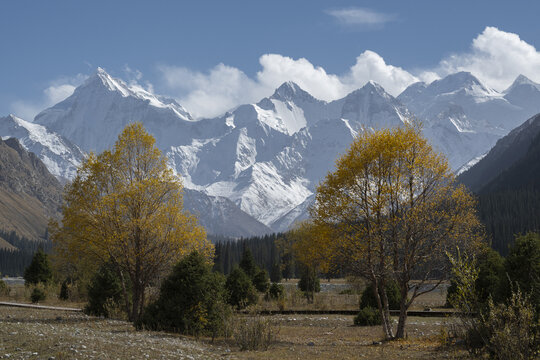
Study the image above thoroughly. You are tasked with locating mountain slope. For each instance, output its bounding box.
[183,189,272,237]
[0,137,63,241]
[459,113,540,254]
[0,114,85,182]
[459,113,540,192]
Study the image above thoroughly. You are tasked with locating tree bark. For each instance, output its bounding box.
[395,283,410,339]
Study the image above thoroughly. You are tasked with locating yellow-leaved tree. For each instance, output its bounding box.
[309,123,484,339]
[51,123,212,322]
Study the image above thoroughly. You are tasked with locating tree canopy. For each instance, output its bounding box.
[306,123,484,339]
[51,123,212,322]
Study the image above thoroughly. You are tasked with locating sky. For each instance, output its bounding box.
[2,0,540,119]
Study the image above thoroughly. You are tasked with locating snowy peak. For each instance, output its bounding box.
[340,81,410,130]
[33,67,200,153]
[504,74,540,94]
[397,81,427,103]
[270,81,317,103]
[426,71,497,97]
[78,68,193,121]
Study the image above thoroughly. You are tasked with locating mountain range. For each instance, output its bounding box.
[2,68,540,237]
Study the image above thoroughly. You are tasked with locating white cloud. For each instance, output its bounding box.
[326,7,395,27]
[11,74,87,121]
[158,52,419,118]
[15,27,540,121]
[427,26,540,91]
[345,51,419,95]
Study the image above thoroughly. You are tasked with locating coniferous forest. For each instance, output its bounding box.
[0,230,51,276]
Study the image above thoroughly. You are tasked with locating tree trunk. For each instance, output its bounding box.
[373,277,394,339]
[395,284,410,339]
[395,302,408,339]
[380,285,394,339]
[131,283,142,323]
[117,269,132,321]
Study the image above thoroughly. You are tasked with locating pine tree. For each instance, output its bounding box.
[23,249,52,285]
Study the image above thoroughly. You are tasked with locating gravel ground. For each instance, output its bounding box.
[0,307,469,360]
[0,307,228,359]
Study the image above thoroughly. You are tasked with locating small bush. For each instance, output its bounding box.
[30,286,46,303]
[298,267,320,303]
[0,279,9,296]
[226,267,258,309]
[477,288,540,359]
[233,315,277,351]
[265,282,284,301]
[354,306,382,326]
[360,280,401,310]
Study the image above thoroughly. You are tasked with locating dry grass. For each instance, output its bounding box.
[0,280,468,359]
[0,308,469,360]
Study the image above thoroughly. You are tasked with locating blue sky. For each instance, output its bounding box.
[2,0,540,118]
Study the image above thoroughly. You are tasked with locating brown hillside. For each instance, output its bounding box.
[0,137,63,243]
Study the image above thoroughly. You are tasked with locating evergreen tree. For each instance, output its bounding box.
[270,263,282,283]
[298,266,320,303]
[504,232,540,311]
[23,249,52,285]
[225,266,257,309]
[85,263,124,317]
[140,251,230,339]
[253,268,270,293]
[239,247,257,280]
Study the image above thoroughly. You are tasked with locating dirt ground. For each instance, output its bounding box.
[0,307,469,360]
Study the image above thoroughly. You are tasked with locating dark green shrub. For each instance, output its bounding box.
[504,233,540,311]
[253,269,270,293]
[226,266,258,309]
[360,280,401,310]
[354,306,382,326]
[24,249,52,286]
[298,267,320,303]
[85,263,124,317]
[140,251,231,338]
[59,280,69,300]
[30,286,46,303]
[265,282,284,301]
[475,247,505,305]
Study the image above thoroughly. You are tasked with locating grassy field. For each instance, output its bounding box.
[0,280,469,359]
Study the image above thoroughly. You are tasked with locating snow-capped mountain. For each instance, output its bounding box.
[398,72,539,169]
[0,114,85,182]
[4,68,540,235]
[34,67,226,153]
[503,75,540,116]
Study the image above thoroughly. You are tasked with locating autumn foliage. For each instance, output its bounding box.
[51,123,213,322]
[305,123,484,339]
